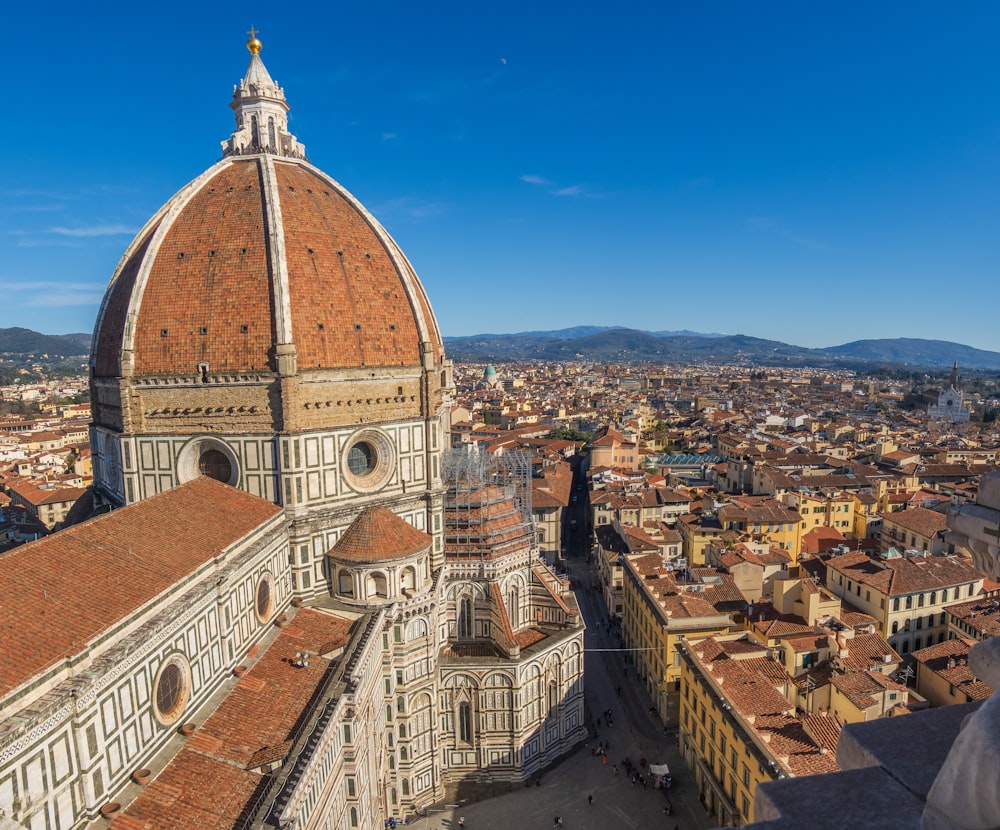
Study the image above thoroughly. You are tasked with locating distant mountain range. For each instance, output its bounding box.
[445,325,726,341]
[444,327,1000,371]
[0,327,90,357]
[4,325,998,371]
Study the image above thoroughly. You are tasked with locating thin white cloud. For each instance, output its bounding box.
[519,174,552,186]
[6,280,97,292]
[746,216,778,232]
[0,187,78,201]
[745,216,832,253]
[682,176,713,191]
[372,197,446,221]
[25,289,103,307]
[382,132,398,141]
[16,203,67,213]
[48,224,137,237]
[15,238,83,248]
[554,185,585,197]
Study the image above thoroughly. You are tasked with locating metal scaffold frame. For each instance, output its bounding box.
[442,446,534,559]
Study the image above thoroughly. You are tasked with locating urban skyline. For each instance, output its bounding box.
[4,2,1000,351]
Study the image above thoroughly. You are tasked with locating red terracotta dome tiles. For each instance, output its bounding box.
[132,160,275,376]
[93,227,158,377]
[275,163,424,369]
[329,506,432,563]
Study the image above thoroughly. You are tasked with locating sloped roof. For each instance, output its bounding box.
[328,506,432,563]
[0,477,283,698]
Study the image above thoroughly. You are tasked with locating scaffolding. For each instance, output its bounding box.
[442,446,535,561]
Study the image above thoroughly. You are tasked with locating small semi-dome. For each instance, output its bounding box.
[330,506,432,564]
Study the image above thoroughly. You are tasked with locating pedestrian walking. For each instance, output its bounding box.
[458,818,465,828]
[588,794,593,805]
[602,753,607,765]
[613,764,619,776]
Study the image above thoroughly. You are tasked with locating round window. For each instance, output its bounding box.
[348,442,375,477]
[256,575,273,621]
[342,429,395,493]
[153,655,191,726]
[199,449,233,482]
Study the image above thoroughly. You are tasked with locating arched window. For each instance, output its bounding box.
[402,778,410,796]
[400,745,408,761]
[368,573,388,598]
[547,680,559,719]
[251,115,260,148]
[267,116,277,149]
[508,586,520,628]
[891,621,898,635]
[338,570,353,595]
[458,596,473,638]
[401,566,417,592]
[459,701,473,743]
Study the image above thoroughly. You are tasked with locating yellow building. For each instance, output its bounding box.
[678,633,840,827]
[913,638,994,707]
[824,550,985,658]
[785,490,856,539]
[850,492,881,540]
[678,511,728,566]
[717,499,803,562]
[621,553,733,723]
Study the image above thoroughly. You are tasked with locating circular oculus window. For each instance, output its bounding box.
[255,573,274,622]
[343,429,395,492]
[348,442,375,476]
[177,437,240,487]
[152,654,192,726]
[199,448,233,482]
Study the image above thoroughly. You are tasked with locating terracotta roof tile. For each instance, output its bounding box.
[115,608,354,829]
[328,506,432,563]
[0,477,282,697]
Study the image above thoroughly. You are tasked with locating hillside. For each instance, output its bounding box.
[0,328,90,357]
[443,328,1000,371]
[3,325,999,371]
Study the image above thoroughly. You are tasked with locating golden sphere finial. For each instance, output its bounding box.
[246,26,262,56]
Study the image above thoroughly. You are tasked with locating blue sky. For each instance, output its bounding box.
[4,2,1000,351]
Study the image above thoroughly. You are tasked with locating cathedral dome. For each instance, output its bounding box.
[86,36,452,513]
[92,40,442,381]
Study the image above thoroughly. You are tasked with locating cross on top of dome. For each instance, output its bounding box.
[222,30,306,159]
[246,26,262,55]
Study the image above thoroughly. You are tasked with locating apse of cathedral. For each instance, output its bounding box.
[0,35,585,829]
